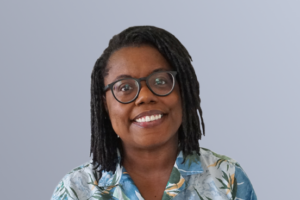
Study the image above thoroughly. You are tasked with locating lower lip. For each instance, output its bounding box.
[132,115,165,128]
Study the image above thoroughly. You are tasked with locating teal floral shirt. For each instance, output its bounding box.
[51,148,257,200]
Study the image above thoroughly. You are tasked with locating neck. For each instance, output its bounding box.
[122,136,179,175]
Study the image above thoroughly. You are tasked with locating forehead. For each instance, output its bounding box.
[105,46,172,83]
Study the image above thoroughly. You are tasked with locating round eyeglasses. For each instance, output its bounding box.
[103,71,177,104]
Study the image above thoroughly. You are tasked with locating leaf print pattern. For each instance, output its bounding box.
[194,188,214,200]
[87,173,113,197]
[51,147,257,200]
[70,187,79,200]
[216,171,237,200]
[164,167,186,197]
[113,186,130,200]
[201,148,233,162]
[185,152,201,167]
[54,181,68,199]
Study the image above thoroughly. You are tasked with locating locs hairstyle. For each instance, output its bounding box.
[90,26,205,175]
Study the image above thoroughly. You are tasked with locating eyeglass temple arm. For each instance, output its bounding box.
[103,85,110,91]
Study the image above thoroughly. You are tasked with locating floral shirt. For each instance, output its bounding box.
[51,148,257,200]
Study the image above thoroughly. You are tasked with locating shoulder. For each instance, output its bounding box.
[198,147,257,200]
[200,147,237,166]
[51,161,104,200]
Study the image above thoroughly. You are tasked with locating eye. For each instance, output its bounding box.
[154,78,167,85]
[120,84,133,92]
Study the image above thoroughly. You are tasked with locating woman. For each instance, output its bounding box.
[51,26,257,200]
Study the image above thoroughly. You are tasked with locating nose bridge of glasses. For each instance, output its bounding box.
[138,77,147,83]
[136,76,149,89]
[138,76,154,95]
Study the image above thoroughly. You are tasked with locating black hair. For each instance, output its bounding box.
[90,26,205,176]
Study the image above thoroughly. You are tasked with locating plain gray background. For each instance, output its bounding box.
[1,1,299,199]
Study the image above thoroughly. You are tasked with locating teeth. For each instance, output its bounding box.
[135,114,162,123]
[145,116,150,122]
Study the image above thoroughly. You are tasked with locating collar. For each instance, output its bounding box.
[113,149,204,176]
[97,150,203,199]
[175,151,203,176]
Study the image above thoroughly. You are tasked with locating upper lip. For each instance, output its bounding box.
[133,110,165,121]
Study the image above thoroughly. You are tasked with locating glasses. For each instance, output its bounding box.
[103,71,177,104]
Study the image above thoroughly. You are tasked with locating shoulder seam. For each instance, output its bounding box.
[200,147,237,165]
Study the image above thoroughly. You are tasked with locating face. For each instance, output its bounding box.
[104,45,182,151]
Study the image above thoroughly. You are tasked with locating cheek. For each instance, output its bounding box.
[168,89,183,124]
[106,94,130,133]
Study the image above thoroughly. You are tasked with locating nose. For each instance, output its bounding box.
[134,82,158,106]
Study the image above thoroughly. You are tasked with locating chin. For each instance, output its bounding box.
[133,134,177,150]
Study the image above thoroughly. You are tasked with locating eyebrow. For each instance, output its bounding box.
[114,74,132,81]
[113,68,168,82]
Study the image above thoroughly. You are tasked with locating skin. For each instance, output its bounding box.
[104,45,183,199]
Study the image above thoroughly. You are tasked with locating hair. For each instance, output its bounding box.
[90,26,205,177]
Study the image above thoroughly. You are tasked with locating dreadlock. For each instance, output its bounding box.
[90,26,205,177]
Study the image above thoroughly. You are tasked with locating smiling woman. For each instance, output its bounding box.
[104,46,182,151]
[51,26,257,200]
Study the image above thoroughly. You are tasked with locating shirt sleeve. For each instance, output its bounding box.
[51,180,71,200]
[234,163,257,200]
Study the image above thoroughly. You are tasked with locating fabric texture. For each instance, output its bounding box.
[51,148,257,200]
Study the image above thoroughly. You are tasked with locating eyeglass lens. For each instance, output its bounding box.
[112,72,175,103]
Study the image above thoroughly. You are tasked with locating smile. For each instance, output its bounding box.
[135,114,163,122]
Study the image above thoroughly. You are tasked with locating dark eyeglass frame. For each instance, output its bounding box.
[103,71,177,104]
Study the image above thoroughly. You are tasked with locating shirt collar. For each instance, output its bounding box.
[175,151,203,176]
[99,149,203,186]
[97,150,203,199]
[115,149,203,175]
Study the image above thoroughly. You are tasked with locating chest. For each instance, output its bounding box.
[129,173,170,200]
